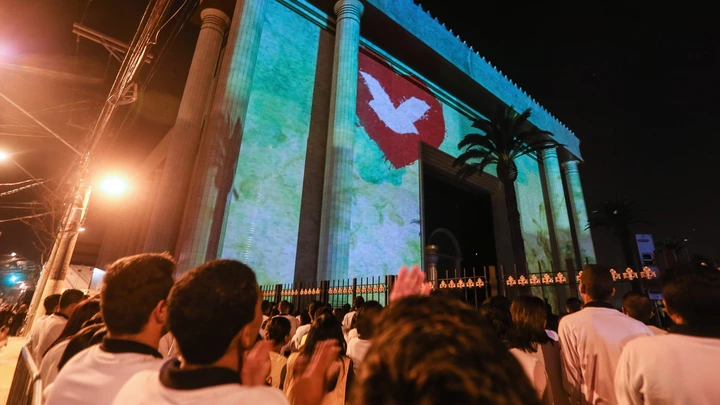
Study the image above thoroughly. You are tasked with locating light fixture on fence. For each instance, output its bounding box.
[555,272,567,283]
[439,280,448,289]
[476,278,485,287]
[457,279,465,288]
[541,273,554,285]
[610,269,621,281]
[506,276,517,286]
[467,279,475,288]
[623,268,638,280]
[448,280,457,288]
[640,267,656,279]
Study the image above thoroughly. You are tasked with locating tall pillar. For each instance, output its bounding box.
[175,0,269,275]
[562,160,597,267]
[540,149,576,269]
[144,8,230,253]
[316,0,364,281]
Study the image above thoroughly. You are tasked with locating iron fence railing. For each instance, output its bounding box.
[7,344,42,405]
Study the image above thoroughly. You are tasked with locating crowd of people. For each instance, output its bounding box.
[9,252,720,404]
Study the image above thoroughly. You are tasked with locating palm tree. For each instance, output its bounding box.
[453,106,560,271]
[586,200,652,266]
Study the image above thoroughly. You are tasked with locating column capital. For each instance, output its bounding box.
[200,7,231,30]
[334,0,364,21]
[539,148,559,160]
[561,159,579,171]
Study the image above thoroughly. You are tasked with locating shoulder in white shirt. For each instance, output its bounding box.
[510,348,552,404]
[35,314,68,363]
[559,304,652,405]
[615,328,720,405]
[346,337,372,373]
[112,359,288,405]
[342,311,356,333]
[45,338,166,405]
[39,339,70,388]
[292,324,312,350]
[647,324,668,336]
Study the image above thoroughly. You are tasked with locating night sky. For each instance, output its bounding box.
[0,0,717,266]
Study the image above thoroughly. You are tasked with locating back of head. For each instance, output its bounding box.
[43,294,61,315]
[351,295,540,405]
[261,300,271,316]
[266,316,291,345]
[479,295,513,346]
[566,297,583,313]
[580,265,615,302]
[168,259,259,364]
[356,300,383,339]
[60,289,85,311]
[58,323,107,371]
[101,253,175,335]
[313,306,333,320]
[622,292,652,323]
[308,301,321,319]
[279,300,292,314]
[303,313,346,357]
[46,298,101,355]
[661,263,720,327]
[353,296,365,310]
[509,295,548,352]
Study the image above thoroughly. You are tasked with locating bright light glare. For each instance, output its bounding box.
[78,227,86,232]
[10,275,17,282]
[10,252,16,257]
[0,151,9,161]
[100,176,128,195]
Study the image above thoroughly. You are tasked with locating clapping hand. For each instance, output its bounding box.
[390,265,432,303]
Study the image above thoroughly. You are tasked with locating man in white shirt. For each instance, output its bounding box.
[275,300,299,354]
[45,253,176,405]
[342,295,364,334]
[28,294,60,356]
[113,259,334,405]
[559,265,652,405]
[346,300,383,372]
[291,300,321,350]
[34,289,84,363]
[615,264,720,405]
[621,292,667,336]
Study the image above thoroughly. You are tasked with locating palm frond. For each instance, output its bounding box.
[453,149,496,167]
[457,133,498,152]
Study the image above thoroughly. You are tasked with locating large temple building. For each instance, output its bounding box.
[96,0,596,289]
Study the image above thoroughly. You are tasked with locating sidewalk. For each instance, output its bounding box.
[0,337,24,405]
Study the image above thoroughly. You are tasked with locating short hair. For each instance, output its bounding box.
[45,298,101,356]
[580,265,614,302]
[353,296,365,309]
[302,313,346,357]
[509,295,550,352]
[479,295,513,346]
[356,300,383,339]
[101,253,175,335]
[43,294,61,315]
[266,317,291,345]
[350,295,539,405]
[168,259,258,364]
[279,300,292,313]
[59,289,85,310]
[622,292,653,323]
[566,297,583,313]
[662,263,720,326]
[261,300,271,314]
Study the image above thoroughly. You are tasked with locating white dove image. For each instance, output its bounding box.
[360,71,431,134]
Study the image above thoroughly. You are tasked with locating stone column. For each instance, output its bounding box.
[175,0,269,275]
[316,0,364,281]
[562,160,597,266]
[540,149,576,269]
[144,8,230,253]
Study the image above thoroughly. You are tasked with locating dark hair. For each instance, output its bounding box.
[350,295,540,405]
[580,265,615,302]
[622,292,653,323]
[509,295,550,353]
[333,308,344,324]
[168,259,259,364]
[353,296,365,309]
[308,301,322,320]
[302,313,346,357]
[342,303,351,313]
[43,294,61,315]
[279,300,292,314]
[479,295,513,347]
[58,323,107,371]
[566,297,583,313]
[356,301,383,339]
[44,298,101,356]
[261,300,271,315]
[59,289,85,310]
[101,253,175,335]
[662,263,720,327]
[266,316,291,345]
[313,306,333,321]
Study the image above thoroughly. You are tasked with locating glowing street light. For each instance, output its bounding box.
[0,151,8,161]
[100,175,128,196]
[11,252,16,257]
[10,275,18,282]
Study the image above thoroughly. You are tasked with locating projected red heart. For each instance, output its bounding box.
[356,50,445,169]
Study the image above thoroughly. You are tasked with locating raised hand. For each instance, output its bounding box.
[291,340,341,405]
[390,264,432,303]
[241,340,272,386]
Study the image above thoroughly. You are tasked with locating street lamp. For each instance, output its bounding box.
[0,151,8,161]
[100,175,128,196]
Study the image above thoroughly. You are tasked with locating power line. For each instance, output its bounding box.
[0,212,51,223]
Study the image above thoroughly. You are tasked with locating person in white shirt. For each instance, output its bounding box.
[113,259,338,405]
[342,296,364,335]
[34,289,85,363]
[346,300,382,373]
[265,316,291,389]
[291,300,322,350]
[621,292,667,336]
[28,294,60,355]
[559,265,652,405]
[275,300,299,354]
[45,253,176,405]
[615,263,720,405]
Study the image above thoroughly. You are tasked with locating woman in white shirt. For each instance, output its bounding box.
[346,300,383,373]
[265,316,291,389]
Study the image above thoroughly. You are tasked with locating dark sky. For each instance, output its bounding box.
[0,0,717,266]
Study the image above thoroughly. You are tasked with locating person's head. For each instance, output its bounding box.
[308,301,322,321]
[59,289,85,316]
[479,295,513,346]
[579,265,615,303]
[661,263,720,327]
[351,295,539,405]
[265,316,291,349]
[17,304,28,313]
[279,300,292,314]
[353,296,365,310]
[45,298,101,356]
[356,300,383,340]
[303,313,346,357]
[342,303,351,314]
[168,259,261,368]
[43,294,61,315]
[313,306,333,320]
[566,297,583,314]
[333,308,344,324]
[622,292,654,324]
[509,295,549,353]
[261,300,271,316]
[101,253,175,341]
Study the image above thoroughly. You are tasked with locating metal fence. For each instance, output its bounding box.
[7,345,42,405]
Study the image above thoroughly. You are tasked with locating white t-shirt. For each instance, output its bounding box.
[615,330,720,405]
[292,324,311,350]
[346,337,372,373]
[342,311,356,334]
[646,325,667,336]
[45,338,166,405]
[112,359,288,405]
[28,314,50,354]
[35,314,68,363]
[559,304,652,405]
[510,348,552,404]
[39,339,69,388]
